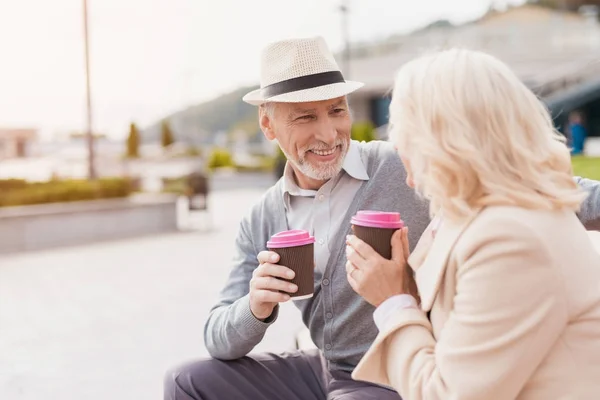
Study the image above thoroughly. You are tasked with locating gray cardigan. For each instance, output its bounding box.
[203,140,600,372]
[576,176,600,230]
[204,140,431,371]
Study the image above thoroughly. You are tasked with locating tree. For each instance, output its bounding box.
[161,120,175,148]
[207,148,234,169]
[351,121,377,143]
[126,122,140,158]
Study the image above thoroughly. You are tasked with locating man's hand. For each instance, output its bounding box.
[249,251,298,321]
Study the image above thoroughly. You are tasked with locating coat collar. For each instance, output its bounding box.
[409,209,481,312]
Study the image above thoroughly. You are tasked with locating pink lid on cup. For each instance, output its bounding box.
[267,229,316,248]
[351,210,404,229]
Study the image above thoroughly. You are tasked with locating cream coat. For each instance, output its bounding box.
[352,206,600,400]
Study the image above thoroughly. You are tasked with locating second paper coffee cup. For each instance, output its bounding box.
[267,229,315,300]
[350,211,404,260]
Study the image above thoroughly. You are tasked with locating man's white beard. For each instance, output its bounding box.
[281,141,349,181]
[295,156,344,181]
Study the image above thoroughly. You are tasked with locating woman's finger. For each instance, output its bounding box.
[346,244,369,270]
[391,229,406,264]
[347,271,359,293]
[345,260,363,281]
[346,235,378,260]
[345,260,355,275]
[402,227,410,261]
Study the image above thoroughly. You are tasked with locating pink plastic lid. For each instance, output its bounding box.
[267,229,316,248]
[351,210,404,229]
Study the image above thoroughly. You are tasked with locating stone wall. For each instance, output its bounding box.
[0,194,179,254]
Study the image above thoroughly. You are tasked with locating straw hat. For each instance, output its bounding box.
[243,36,363,106]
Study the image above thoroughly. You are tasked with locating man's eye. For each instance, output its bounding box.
[297,115,313,121]
[333,108,346,114]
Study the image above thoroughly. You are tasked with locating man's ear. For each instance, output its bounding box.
[259,108,276,140]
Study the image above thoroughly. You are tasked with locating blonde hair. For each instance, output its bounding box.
[388,48,586,221]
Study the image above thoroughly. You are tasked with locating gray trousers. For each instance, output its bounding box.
[164,349,402,400]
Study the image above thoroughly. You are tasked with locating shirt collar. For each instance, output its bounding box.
[282,140,369,200]
[342,140,370,181]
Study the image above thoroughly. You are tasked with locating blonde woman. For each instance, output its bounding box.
[346,49,600,399]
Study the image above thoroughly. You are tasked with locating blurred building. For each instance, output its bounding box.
[0,128,37,159]
[347,4,600,138]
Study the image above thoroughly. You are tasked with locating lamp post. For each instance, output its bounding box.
[339,0,351,78]
[83,0,96,179]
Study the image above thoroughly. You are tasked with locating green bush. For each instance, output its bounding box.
[0,178,133,207]
[351,121,377,143]
[0,179,28,191]
[572,156,600,180]
[185,146,202,157]
[162,177,188,194]
[235,156,276,173]
[207,148,234,169]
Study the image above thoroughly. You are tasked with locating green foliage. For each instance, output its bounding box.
[207,148,234,169]
[185,146,202,157]
[126,122,140,158]
[162,177,188,195]
[161,120,175,148]
[0,178,133,207]
[0,179,28,191]
[273,146,287,178]
[572,156,600,180]
[351,121,377,143]
[275,145,286,160]
[234,155,276,173]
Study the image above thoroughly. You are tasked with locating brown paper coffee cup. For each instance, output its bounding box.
[352,225,397,260]
[268,243,315,299]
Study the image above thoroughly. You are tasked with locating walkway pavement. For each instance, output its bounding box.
[0,187,304,400]
[586,137,600,156]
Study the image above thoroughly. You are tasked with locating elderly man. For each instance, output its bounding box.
[579,177,600,230]
[164,37,600,400]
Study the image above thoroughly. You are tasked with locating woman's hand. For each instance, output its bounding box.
[346,227,419,307]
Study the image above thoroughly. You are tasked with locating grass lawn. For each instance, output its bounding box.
[572,156,600,181]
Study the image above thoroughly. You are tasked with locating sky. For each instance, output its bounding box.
[0,0,526,139]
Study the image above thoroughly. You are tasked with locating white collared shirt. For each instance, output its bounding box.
[282,141,370,273]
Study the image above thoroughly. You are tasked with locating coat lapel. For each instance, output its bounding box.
[589,231,600,254]
[410,211,480,312]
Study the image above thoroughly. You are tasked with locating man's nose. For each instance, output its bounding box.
[314,118,338,146]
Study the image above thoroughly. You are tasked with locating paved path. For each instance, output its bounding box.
[586,137,600,156]
[0,188,304,400]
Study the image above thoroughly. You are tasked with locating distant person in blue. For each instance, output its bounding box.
[569,111,587,155]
